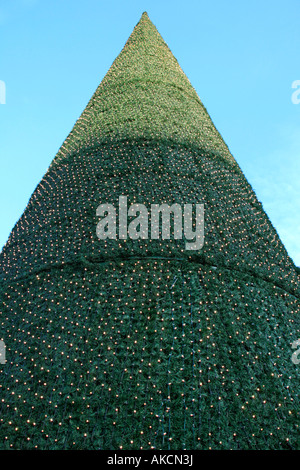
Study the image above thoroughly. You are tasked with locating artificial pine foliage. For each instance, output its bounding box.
[0,12,299,450]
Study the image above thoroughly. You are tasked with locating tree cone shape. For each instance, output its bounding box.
[0,12,299,450]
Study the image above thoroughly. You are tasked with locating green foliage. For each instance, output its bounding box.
[0,262,299,449]
[0,12,299,450]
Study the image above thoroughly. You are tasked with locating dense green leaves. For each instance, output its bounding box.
[0,12,299,450]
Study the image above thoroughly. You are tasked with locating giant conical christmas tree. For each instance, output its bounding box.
[0,12,299,450]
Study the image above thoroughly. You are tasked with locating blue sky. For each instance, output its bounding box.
[0,0,299,265]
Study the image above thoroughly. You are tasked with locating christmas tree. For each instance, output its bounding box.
[0,12,299,450]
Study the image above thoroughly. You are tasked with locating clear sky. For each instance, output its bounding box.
[1,0,299,266]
